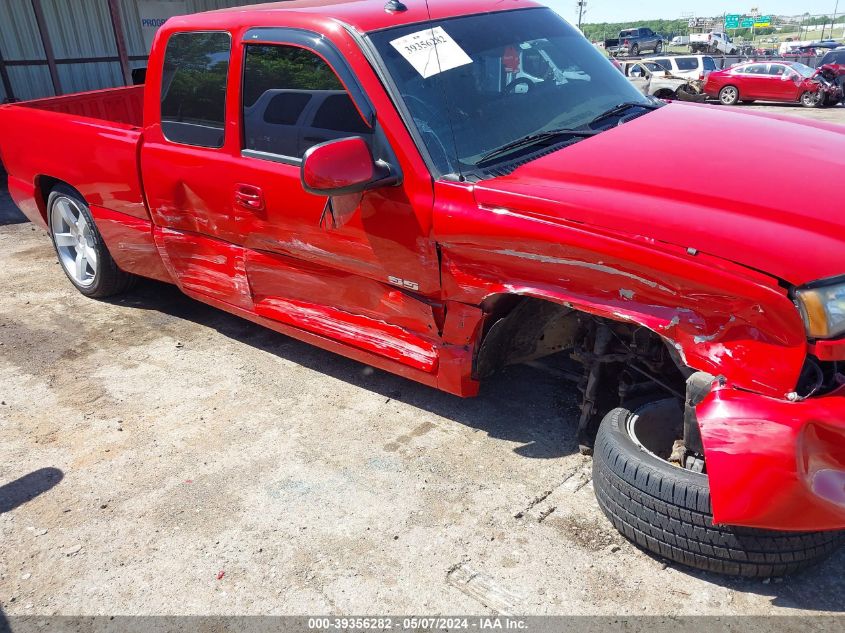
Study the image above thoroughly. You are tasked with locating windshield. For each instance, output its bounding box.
[369,8,651,176]
[792,63,815,78]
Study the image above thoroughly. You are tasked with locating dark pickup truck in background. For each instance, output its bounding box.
[605,27,664,57]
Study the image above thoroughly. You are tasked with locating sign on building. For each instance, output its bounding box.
[139,0,187,52]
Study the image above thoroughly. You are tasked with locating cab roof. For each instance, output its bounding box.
[177,0,544,34]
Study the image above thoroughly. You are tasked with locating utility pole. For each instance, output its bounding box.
[833,0,841,39]
[577,0,586,31]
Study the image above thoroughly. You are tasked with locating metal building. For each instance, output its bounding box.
[0,0,267,102]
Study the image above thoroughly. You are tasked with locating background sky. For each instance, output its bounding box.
[542,1,842,23]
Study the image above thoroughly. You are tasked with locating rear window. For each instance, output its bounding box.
[160,32,231,149]
[311,94,370,133]
[620,30,636,38]
[263,93,311,125]
[675,57,699,71]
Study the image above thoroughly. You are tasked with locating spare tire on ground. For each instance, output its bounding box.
[592,399,844,577]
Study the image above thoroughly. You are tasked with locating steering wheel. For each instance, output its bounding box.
[504,78,536,94]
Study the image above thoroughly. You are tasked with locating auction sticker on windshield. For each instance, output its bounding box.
[390,27,472,78]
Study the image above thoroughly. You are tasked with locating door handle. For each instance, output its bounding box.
[234,184,265,212]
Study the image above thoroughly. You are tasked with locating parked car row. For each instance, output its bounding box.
[620,60,706,102]
[703,61,843,108]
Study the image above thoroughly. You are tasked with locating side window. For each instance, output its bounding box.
[675,58,698,71]
[652,59,672,71]
[160,32,231,148]
[769,64,787,76]
[242,44,371,160]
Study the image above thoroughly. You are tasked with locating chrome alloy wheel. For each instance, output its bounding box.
[50,196,97,287]
[720,86,738,105]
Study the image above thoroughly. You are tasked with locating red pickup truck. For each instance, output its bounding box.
[2,0,844,578]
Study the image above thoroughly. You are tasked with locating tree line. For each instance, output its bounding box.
[581,16,845,42]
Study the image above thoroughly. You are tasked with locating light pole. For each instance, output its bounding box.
[577,0,586,30]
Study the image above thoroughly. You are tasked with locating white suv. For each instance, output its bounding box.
[646,55,719,81]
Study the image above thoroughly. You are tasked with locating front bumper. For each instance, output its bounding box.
[698,385,845,531]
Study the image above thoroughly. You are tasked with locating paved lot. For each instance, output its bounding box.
[1,104,845,617]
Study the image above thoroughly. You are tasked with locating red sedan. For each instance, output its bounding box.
[704,61,821,107]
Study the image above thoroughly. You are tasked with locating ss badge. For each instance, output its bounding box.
[388,276,420,291]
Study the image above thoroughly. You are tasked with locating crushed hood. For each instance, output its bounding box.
[474,103,845,286]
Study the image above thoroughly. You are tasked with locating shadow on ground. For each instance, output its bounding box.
[106,280,845,610]
[0,170,27,226]
[109,279,581,460]
[0,467,64,514]
[652,544,845,613]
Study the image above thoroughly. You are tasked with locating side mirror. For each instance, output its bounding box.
[301,137,399,197]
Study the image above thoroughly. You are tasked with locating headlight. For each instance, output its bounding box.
[794,280,845,339]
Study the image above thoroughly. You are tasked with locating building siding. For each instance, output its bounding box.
[0,0,269,102]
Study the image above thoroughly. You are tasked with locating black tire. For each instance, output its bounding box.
[801,91,821,108]
[47,185,136,298]
[592,401,844,577]
[630,44,639,57]
[654,41,663,54]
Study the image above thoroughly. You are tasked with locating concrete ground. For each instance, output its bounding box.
[1,104,844,617]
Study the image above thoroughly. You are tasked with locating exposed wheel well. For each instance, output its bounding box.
[475,295,693,451]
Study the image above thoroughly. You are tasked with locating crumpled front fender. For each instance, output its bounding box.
[699,385,845,531]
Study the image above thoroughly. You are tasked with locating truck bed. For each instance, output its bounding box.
[21,85,144,128]
[0,85,147,228]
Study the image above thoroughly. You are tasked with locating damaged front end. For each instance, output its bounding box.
[475,296,845,532]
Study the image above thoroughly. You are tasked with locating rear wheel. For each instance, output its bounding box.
[630,44,639,57]
[48,185,136,298]
[719,85,739,105]
[592,400,844,577]
[654,41,663,54]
